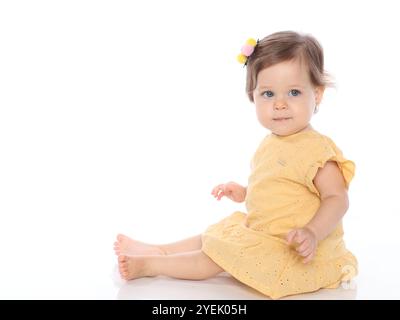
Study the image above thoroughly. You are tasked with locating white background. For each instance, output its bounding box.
[1,0,399,299]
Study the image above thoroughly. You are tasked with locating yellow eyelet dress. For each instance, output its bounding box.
[201,129,358,299]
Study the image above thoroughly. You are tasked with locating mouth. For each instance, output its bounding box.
[273,117,292,121]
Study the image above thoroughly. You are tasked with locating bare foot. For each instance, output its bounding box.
[113,234,165,256]
[118,255,152,280]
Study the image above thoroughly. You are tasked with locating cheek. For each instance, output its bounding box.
[292,98,314,116]
[255,108,264,121]
[305,95,316,107]
[294,108,313,120]
[256,104,273,119]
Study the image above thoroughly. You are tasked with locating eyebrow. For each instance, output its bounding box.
[258,85,305,90]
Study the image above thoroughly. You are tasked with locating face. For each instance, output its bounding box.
[252,59,324,136]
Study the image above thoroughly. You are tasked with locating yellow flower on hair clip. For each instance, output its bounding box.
[237,38,258,66]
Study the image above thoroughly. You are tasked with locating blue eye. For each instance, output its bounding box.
[262,90,274,98]
[289,89,301,97]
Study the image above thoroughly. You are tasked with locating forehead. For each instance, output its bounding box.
[256,59,311,87]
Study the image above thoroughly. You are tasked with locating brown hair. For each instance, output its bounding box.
[245,31,334,102]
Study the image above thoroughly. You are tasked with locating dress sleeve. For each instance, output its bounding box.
[304,137,356,196]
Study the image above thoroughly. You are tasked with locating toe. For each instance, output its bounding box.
[119,263,127,272]
[119,264,128,278]
[117,234,125,242]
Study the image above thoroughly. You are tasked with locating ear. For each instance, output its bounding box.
[314,86,325,105]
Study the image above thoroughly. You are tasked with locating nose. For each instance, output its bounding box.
[273,100,287,110]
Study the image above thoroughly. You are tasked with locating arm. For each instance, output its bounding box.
[305,161,349,241]
[287,161,349,263]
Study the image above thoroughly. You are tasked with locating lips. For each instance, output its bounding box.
[273,117,291,120]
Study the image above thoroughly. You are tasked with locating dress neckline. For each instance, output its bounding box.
[270,127,318,140]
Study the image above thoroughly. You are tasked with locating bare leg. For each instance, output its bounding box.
[114,234,202,256]
[118,250,223,280]
[158,235,202,255]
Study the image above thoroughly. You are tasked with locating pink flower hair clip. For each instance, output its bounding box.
[237,38,259,67]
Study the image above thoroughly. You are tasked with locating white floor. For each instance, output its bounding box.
[114,271,358,300]
[0,200,398,300]
[1,237,397,300]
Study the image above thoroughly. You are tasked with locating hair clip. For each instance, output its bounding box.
[237,38,259,67]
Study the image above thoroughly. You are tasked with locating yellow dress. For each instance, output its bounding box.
[201,129,358,299]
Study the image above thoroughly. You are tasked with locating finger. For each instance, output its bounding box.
[294,230,306,244]
[296,238,310,253]
[298,245,313,257]
[286,230,297,244]
[214,187,224,198]
[302,251,315,264]
[212,184,223,195]
[211,184,224,196]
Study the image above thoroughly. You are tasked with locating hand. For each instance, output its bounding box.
[211,181,246,203]
[286,227,317,264]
